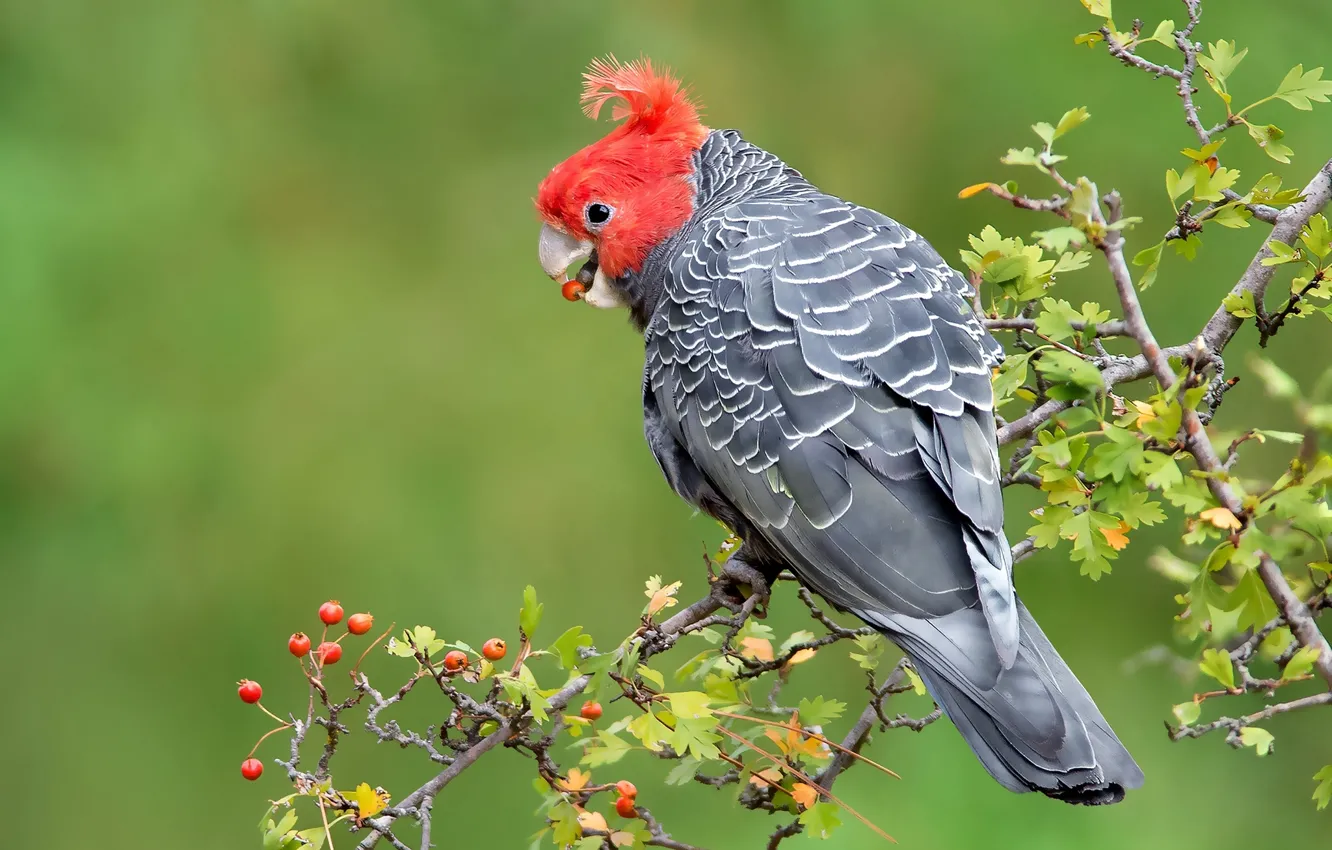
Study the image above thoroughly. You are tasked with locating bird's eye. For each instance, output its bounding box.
[585,202,613,228]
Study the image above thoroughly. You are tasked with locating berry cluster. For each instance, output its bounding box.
[234,600,379,780]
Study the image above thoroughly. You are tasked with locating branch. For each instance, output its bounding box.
[985,316,1131,337]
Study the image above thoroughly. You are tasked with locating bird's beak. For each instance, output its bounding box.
[538,223,593,281]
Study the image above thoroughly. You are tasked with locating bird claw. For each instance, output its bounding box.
[713,558,771,619]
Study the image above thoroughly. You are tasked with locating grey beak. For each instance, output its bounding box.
[538,224,593,280]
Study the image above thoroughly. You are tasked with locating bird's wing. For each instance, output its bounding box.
[645,192,1018,666]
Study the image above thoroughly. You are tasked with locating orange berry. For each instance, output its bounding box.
[317,641,342,665]
[580,701,603,721]
[482,638,507,661]
[237,680,263,704]
[288,632,311,657]
[614,795,637,818]
[443,650,468,672]
[615,780,637,799]
[241,758,264,780]
[347,613,374,635]
[561,280,586,301]
[318,600,344,625]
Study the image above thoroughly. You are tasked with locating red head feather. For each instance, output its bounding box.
[536,56,709,280]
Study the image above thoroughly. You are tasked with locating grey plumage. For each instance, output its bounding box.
[629,130,1142,803]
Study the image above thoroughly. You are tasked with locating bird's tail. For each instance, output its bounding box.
[866,598,1143,805]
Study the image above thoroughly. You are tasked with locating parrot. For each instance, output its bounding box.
[534,57,1143,805]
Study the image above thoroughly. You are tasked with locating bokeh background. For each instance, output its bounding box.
[5,1,1332,848]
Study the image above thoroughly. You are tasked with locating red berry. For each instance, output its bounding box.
[241,758,264,780]
[318,641,343,665]
[319,600,344,625]
[614,795,637,818]
[561,280,586,301]
[347,613,374,635]
[443,650,468,672]
[580,701,603,721]
[615,780,637,799]
[237,679,263,704]
[288,632,311,657]
[482,638,507,661]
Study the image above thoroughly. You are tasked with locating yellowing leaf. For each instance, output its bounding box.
[784,648,817,667]
[740,637,774,662]
[1131,400,1157,425]
[350,783,389,820]
[563,767,592,791]
[1099,521,1131,551]
[791,783,819,809]
[1200,507,1242,530]
[958,182,998,199]
[750,767,784,787]
[610,831,637,848]
[644,576,682,616]
[1080,0,1111,17]
[578,810,609,833]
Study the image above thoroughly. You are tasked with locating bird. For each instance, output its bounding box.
[533,56,1143,805]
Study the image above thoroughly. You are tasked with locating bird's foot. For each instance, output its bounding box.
[712,558,771,619]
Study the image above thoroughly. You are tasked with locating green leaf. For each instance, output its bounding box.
[1300,213,1332,259]
[1166,167,1195,202]
[779,629,817,655]
[1035,297,1082,341]
[1032,226,1087,253]
[1034,349,1104,398]
[626,710,674,752]
[1239,726,1274,756]
[1261,240,1300,267]
[1197,41,1248,90]
[903,663,928,696]
[1273,65,1332,111]
[549,799,582,847]
[849,633,886,670]
[1173,234,1202,261]
[1211,204,1253,229]
[1199,647,1236,689]
[1228,568,1278,631]
[797,696,847,725]
[1139,453,1183,490]
[667,691,713,719]
[1032,121,1055,147]
[1193,165,1241,203]
[1283,645,1322,681]
[1054,106,1090,139]
[1116,490,1167,528]
[1144,19,1175,47]
[637,665,666,690]
[581,731,632,767]
[665,756,703,785]
[520,585,544,639]
[798,802,843,839]
[1249,355,1300,398]
[1172,701,1201,725]
[1001,146,1044,168]
[1314,765,1332,810]
[1223,290,1258,318]
[549,626,594,670]
[1133,240,1165,290]
[1254,429,1306,444]
[1247,123,1293,163]
[992,350,1035,409]
[1086,426,1145,483]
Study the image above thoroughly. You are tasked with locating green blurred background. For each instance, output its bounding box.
[5,1,1332,847]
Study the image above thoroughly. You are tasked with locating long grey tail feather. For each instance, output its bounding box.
[862,598,1143,805]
